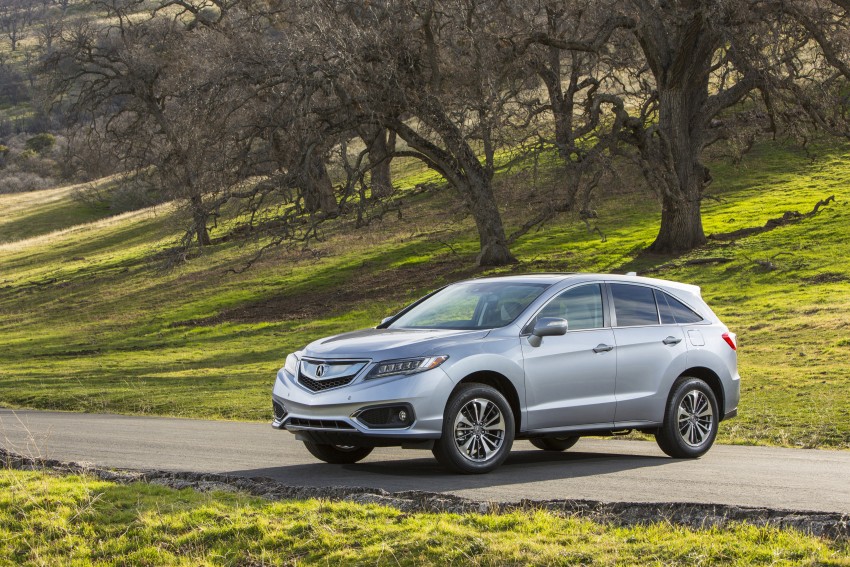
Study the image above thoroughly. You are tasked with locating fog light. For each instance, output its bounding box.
[355,404,415,428]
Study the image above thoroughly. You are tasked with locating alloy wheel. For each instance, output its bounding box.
[677,390,714,447]
[453,398,506,462]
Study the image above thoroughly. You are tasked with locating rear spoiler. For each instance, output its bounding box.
[625,273,702,298]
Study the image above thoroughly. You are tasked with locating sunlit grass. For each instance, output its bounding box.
[1,469,847,566]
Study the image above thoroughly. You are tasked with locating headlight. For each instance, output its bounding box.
[283,353,299,377]
[366,355,448,380]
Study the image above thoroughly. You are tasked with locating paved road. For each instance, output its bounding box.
[2,408,848,513]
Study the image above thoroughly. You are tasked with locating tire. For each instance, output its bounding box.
[655,377,719,459]
[530,436,579,452]
[302,441,374,464]
[432,383,515,474]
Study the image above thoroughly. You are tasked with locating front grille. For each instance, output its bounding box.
[285,417,355,430]
[298,374,356,392]
[297,358,367,393]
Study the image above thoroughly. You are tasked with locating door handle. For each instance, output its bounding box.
[662,336,683,346]
[593,344,614,353]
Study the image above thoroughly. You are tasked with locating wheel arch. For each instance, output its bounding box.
[457,371,522,436]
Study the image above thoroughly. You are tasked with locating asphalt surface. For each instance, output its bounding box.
[1,408,848,513]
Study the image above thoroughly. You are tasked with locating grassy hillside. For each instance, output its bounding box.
[2,469,848,565]
[0,141,848,449]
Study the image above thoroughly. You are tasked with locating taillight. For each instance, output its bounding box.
[722,332,737,350]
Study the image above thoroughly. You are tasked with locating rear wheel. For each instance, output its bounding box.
[655,377,719,458]
[303,441,374,464]
[530,436,579,452]
[433,383,515,474]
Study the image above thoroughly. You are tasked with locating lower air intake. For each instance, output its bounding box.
[285,418,356,430]
[273,401,287,421]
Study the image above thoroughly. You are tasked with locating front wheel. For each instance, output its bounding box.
[530,436,579,452]
[432,383,515,474]
[655,377,719,458]
[303,441,374,464]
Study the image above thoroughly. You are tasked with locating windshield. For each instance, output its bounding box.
[389,281,550,330]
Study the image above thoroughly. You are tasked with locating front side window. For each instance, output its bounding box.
[611,283,659,327]
[532,284,605,331]
[390,281,550,330]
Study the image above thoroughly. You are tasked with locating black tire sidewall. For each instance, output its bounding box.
[434,383,515,474]
[303,441,374,464]
[658,377,719,458]
[530,436,579,451]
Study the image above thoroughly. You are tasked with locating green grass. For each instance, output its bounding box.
[1,469,847,566]
[0,140,848,448]
[0,182,119,243]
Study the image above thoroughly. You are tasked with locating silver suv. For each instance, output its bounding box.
[272,274,739,473]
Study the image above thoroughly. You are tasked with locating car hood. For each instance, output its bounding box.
[301,328,489,360]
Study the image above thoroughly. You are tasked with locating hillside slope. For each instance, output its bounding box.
[0,141,848,449]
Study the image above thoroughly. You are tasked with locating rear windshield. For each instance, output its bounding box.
[390,282,550,330]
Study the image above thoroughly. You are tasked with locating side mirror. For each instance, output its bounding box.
[377,316,394,328]
[527,317,568,347]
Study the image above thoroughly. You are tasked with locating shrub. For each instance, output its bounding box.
[0,171,52,193]
[25,133,56,154]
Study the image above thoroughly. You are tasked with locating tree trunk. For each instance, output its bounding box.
[650,195,705,253]
[364,127,394,199]
[462,176,516,266]
[389,106,516,266]
[647,86,709,253]
[190,195,211,246]
[547,65,574,159]
[301,154,338,215]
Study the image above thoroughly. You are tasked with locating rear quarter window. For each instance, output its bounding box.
[655,290,677,324]
[661,291,704,324]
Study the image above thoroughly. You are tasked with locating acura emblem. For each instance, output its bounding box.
[315,364,326,377]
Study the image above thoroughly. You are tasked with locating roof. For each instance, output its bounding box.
[463,273,576,285]
[464,272,702,297]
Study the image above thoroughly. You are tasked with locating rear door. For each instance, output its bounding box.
[521,283,617,430]
[608,283,687,424]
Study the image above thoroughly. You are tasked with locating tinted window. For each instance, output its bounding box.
[535,284,604,331]
[611,284,659,326]
[655,290,677,325]
[662,291,704,324]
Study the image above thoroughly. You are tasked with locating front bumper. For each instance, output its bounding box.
[271,365,454,442]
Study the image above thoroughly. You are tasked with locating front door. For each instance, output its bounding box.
[521,283,617,430]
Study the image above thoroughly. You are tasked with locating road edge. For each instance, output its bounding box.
[2,448,847,539]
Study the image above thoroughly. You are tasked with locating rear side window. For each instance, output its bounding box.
[535,284,605,331]
[660,291,703,324]
[611,284,659,326]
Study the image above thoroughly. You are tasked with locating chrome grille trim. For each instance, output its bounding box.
[297,357,370,392]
